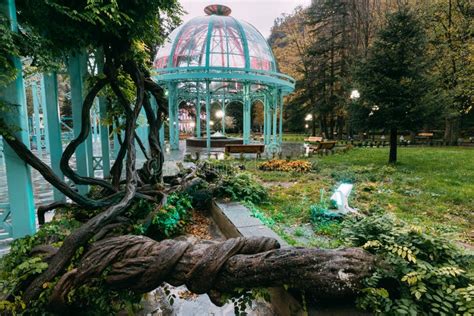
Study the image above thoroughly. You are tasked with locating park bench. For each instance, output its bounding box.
[415,132,434,145]
[304,136,323,143]
[309,141,336,155]
[225,144,265,158]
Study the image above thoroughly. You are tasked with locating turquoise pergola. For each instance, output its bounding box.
[152,4,295,153]
[0,0,126,239]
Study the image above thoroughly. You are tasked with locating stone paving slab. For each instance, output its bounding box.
[214,200,288,247]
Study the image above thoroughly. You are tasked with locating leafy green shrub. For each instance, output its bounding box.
[342,214,473,315]
[0,219,144,315]
[183,178,214,210]
[145,193,193,240]
[200,159,240,176]
[216,172,268,204]
[309,190,342,236]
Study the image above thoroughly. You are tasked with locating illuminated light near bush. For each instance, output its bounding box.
[215,110,224,118]
[305,124,309,128]
[210,120,214,126]
[350,89,360,99]
[305,114,312,121]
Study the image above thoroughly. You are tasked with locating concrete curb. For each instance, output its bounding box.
[211,200,304,316]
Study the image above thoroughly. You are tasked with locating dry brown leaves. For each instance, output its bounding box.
[184,211,213,240]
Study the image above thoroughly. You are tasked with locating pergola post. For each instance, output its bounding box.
[0,0,36,238]
[221,92,226,135]
[96,50,111,178]
[113,122,120,159]
[263,93,269,145]
[137,108,149,156]
[167,83,179,150]
[149,97,164,148]
[91,102,97,142]
[32,82,43,157]
[68,53,90,194]
[279,91,283,145]
[205,80,211,152]
[81,53,94,178]
[196,87,201,138]
[42,73,65,202]
[272,89,278,145]
[39,78,50,153]
[243,83,251,144]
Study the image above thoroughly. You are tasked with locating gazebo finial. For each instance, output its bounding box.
[204,4,232,16]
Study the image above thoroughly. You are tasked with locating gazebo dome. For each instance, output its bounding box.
[153,4,294,91]
[152,5,294,154]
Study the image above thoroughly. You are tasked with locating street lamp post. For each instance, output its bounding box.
[349,89,360,140]
[304,114,313,136]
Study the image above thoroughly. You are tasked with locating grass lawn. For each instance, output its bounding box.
[243,146,474,246]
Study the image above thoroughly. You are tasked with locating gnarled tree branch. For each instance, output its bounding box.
[50,235,375,311]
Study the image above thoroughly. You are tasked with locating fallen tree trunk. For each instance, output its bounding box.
[49,235,375,311]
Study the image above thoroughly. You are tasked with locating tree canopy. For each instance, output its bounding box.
[269,0,473,146]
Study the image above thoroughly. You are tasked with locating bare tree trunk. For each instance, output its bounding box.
[389,127,397,164]
[444,117,459,145]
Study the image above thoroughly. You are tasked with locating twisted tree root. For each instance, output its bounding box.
[50,235,375,311]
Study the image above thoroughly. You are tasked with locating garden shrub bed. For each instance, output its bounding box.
[259,159,312,172]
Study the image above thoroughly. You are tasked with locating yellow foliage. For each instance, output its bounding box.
[258,159,311,172]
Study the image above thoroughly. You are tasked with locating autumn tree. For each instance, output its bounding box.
[422,0,473,144]
[269,6,314,134]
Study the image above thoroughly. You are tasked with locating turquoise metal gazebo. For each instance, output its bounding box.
[153,4,295,153]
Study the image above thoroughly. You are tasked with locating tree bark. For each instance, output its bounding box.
[22,57,147,303]
[389,127,397,164]
[48,235,375,311]
[59,78,116,192]
[444,116,459,145]
[0,130,112,209]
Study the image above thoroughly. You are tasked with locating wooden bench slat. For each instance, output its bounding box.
[225,144,265,154]
[305,136,323,143]
[309,141,336,154]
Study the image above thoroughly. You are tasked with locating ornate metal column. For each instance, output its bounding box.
[39,78,50,153]
[279,90,283,145]
[42,73,65,202]
[96,50,111,177]
[167,83,179,150]
[67,53,91,194]
[196,85,201,138]
[221,91,226,135]
[205,80,211,152]
[0,0,36,238]
[263,93,270,145]
[243,83,251,144]
[32,82,43,157]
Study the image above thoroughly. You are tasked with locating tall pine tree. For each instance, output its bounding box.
[355,7,431,163]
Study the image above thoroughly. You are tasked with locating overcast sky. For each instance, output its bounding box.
[178,0,312,38]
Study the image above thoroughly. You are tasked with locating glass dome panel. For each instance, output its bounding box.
[208,16,246,68]
[240,21,275,71]
[154,8,278,72]
[172,17,209,68]
[153,25,183,69]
